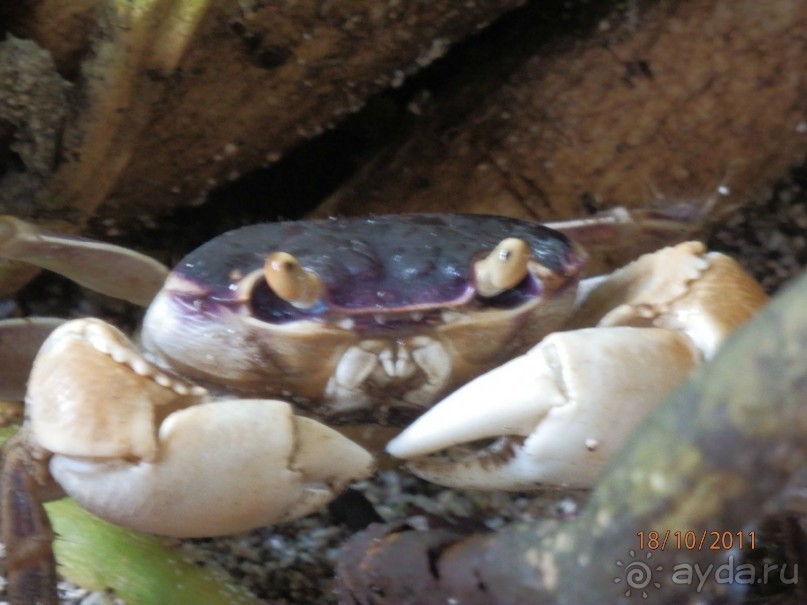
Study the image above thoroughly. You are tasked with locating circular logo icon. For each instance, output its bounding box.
[614,550,663,599]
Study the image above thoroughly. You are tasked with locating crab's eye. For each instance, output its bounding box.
[263,252,324,309]
[474,237,531,297]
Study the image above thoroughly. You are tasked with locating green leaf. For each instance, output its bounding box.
[46,498,263,605]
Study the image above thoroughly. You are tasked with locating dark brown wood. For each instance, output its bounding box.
[318,0,807,238]
[0,0,525,224]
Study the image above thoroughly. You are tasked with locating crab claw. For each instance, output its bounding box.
[48,400,374,537]
[27,318,374,537]
[387,327,699,490]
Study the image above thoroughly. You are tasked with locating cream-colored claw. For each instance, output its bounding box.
[388,243,767,490]
[49,399,373,536]
[27,318,374,537]
[388,327,699,489]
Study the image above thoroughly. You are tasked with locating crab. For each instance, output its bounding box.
[0,212,767,604]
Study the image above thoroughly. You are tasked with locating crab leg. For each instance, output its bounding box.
[388,242,768,490]
[1,432,60,605]
[20,318,374,537]
[544,204,719,266]
[0,216,169,305]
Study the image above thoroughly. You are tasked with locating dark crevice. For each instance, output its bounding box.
[426,546,442,580]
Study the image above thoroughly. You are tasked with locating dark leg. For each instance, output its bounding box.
[1,432,60,605]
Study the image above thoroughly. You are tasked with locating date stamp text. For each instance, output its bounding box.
[636,530,755,552]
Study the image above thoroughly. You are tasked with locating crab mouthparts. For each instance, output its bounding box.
[329,308,465,331]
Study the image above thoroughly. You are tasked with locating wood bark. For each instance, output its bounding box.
[318,0,807,233]
[0,0,524,224]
